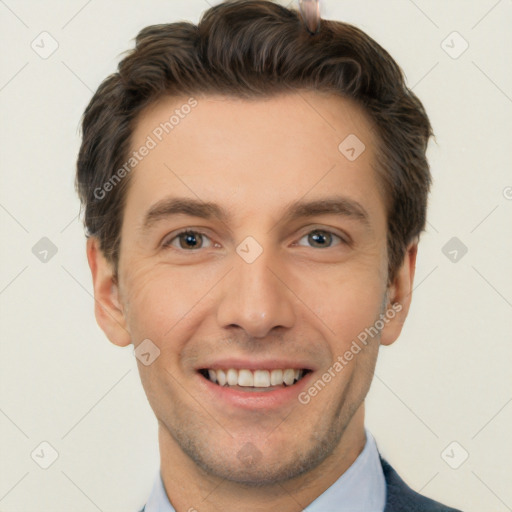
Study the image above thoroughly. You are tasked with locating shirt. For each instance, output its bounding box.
[143,428,386,512]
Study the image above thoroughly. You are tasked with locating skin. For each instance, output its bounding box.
[87,91,417,512]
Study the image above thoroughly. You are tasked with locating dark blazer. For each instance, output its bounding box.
[380,456,463,512]
[139,456,463,511]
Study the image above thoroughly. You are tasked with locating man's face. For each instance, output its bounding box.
[90,92,412,485]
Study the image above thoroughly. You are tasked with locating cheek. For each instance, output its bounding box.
[292,263,386,351]
[123,263,218,349]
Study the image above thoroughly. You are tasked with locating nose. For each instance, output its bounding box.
[216,243,296,338]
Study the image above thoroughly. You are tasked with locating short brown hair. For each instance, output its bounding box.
[76,0,433,283]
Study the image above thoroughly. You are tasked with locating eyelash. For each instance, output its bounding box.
[162,228,349,251]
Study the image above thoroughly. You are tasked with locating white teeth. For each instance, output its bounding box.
[270,369,283,385]
[204,368,306,387]
[253,370,270,387]
[238,369,253,386]
[283,369,295,386]
[227,368,238,386]
[216,369,227,386]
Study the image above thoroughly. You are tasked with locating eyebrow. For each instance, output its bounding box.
[141,195,371,231]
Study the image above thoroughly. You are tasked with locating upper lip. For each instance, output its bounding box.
[196,358,315,372]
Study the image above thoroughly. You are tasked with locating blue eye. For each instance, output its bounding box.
[162,228,347,252]
[163,230,213,250]
[296,229,345,249]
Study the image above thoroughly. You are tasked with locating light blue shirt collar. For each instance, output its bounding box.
[144,429,385,512]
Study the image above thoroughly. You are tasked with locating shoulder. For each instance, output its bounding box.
[380,455,464,512]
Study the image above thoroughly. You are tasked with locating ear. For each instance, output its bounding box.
[380,240,418,346]
[86,237,131,347]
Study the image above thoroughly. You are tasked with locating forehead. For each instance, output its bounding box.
[124,91,385,229]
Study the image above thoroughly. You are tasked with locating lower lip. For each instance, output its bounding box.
[196,371,314,410]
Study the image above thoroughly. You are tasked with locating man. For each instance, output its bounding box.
[76,1,463,510]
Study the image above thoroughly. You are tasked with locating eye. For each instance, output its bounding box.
[162,229,214,250]
[296,229,346,249]
[162,228,348,252]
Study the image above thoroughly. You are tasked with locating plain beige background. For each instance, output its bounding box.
[0,0,511,511]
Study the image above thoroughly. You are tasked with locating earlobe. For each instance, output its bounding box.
[86,237,132,347]
[380,240,418,347]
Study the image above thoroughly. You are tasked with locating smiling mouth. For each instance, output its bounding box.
[198,368,312,391]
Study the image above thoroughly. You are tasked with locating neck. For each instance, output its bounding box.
[158,405,367,512]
